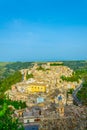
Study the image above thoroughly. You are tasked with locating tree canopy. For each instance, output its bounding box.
[0,103,24,130]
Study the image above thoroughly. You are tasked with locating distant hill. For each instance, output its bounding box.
[63,60,87,70]
[0,60,87,79]
[0,62,33,79]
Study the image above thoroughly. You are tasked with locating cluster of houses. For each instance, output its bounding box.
[5,62,85,130]
[5,62,81,109]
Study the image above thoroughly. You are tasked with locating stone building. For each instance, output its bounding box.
[25,84,46,93]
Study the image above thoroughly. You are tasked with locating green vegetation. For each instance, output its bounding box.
[37,62,46,66]
[0,103,7,117]
[77,78,87,105]
[63,60,87,71]
[0,61,87,106]
[61,69,87,82]
[0,62,10,67]
[0,71,22,95]
[60,61,87,105]
[36,66,46,71]
[0,98,26,109]
[0,62,33,79]
[0,69,26,129]
[67,88,74,94]
[50,62,64,66]
[0,62,33,129]
[60,73,80,82]
[0,103,24,130]
[0,62,12,79]
[36,66,50,71]
[0,71,26,109]
[75,69,87,79]
[26,73,34,80]
[5,62,33,71]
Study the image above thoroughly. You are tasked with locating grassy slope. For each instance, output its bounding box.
[0,62,33,79]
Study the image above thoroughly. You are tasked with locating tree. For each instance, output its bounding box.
[0,71,22,97]
[26,73,33,80]
[0,103,24,130]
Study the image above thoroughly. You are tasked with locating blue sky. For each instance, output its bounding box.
[0,0,87,61]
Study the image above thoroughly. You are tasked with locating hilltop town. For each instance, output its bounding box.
[5,62,87,130]
[7,62,77,104]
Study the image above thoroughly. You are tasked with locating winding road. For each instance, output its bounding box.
[72,82,83,106]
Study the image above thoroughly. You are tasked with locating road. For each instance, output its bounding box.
[72,82,83,106]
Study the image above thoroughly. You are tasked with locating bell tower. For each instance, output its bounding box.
[57,94,64,117]
[58,100,64,117]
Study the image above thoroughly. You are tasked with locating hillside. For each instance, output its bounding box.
[0,61,87,106]
[0,62,33,79]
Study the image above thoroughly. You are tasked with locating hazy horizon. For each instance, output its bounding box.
[0,59,87,63]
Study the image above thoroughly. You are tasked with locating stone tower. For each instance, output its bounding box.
[23,70,27,81]
[57,94,64,117]
[67,94,73,105]
[58,100,64,117]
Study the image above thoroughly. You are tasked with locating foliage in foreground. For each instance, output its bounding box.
[0,98,26,109]
[0,71,26,109]
[0,103,24,130]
